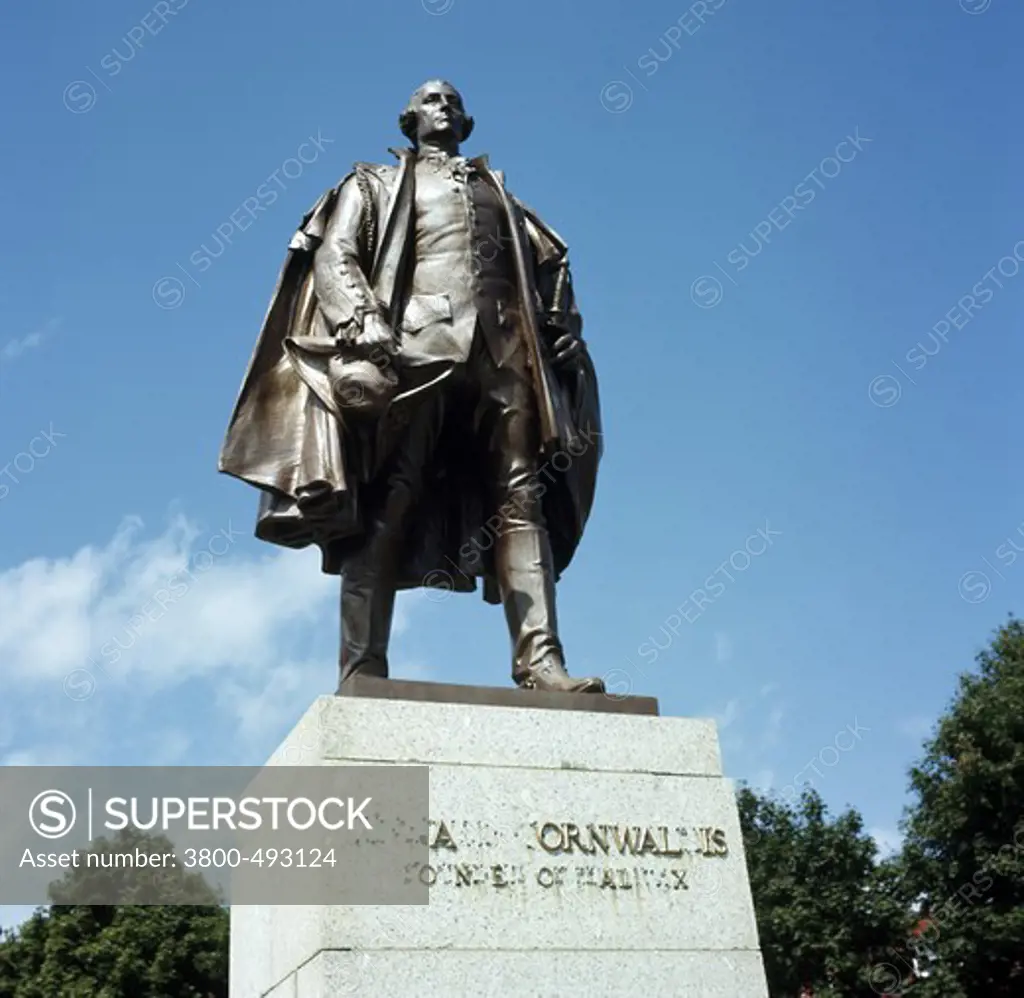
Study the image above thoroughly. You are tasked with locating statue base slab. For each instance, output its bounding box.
[229,689,770,998]
[338,672,660,715]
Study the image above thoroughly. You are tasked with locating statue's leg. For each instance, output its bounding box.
[475,345,605,694]
[337,391,445,691]
[338,536,395,686]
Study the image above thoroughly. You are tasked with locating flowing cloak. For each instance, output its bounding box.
[218,148,602,604]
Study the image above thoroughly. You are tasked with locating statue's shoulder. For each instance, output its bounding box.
[352,161,399,185]
[326,162,397,195]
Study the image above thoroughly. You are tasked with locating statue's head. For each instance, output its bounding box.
[399,79,474,150]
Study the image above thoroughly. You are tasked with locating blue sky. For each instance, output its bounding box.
[2,0,1023,927]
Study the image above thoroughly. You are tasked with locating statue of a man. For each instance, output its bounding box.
[219,80,605,695]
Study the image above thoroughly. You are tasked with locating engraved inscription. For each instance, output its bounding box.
[534,822,690,857]
[693,826,729,857]
[429,820,458,852]
[415,819,730,897]
[419,862,525,887]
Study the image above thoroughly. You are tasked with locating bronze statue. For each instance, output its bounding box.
[219,80,605,695]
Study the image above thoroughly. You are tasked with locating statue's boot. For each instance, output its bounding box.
[500,527,605,694]
[337,521,398,691]
[520,659,606,694]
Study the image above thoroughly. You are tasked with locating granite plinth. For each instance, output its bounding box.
[230,691,769,998]
[270,951,767,998]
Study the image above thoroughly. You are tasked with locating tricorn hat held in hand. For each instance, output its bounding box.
[283,337,400,419]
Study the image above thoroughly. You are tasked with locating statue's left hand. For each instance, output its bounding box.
[551,333,584,367]
[545,318,585,368]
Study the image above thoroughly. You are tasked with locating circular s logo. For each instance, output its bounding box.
[868,374,902,408]
[63,669,96,701]
[422,569,455,602]
[690,275,724,309]
[599,81,633,114]
[152,276,185,309]
[63,81,98,114]
[958,570,991,604]
[601,668,633,701]
[29,790,77,839]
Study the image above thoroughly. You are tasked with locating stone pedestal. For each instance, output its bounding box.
[230,680,770,998]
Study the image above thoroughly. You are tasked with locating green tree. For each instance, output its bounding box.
[45,827,222,906]
[738,785,908,997]
[895,616,1024,998]
[0,906,228,998]
[0,830,229,998]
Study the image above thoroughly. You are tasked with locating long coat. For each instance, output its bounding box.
[218,148,602,603]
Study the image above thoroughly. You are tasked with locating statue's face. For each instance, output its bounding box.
[411,81,467,146]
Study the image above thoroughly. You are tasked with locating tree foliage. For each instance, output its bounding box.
[738,617,1024,997]
[0,906,228,998]
[894,616,1024,998]
[44,827,222,906]
[0,830,228,998]
[739,785,907,997]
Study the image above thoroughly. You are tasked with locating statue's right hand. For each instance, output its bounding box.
[354,312,397,354]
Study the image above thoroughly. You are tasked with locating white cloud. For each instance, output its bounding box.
[713,698,741,729]
[0,513,440,922]
[760,705,785,749]
[0,514,335,690]
[0,513,430,762]
[217,659,324,745]
[711,698,745,755]
[1,317,59,362]
[147,729,194,765]
[0,746,83,766]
